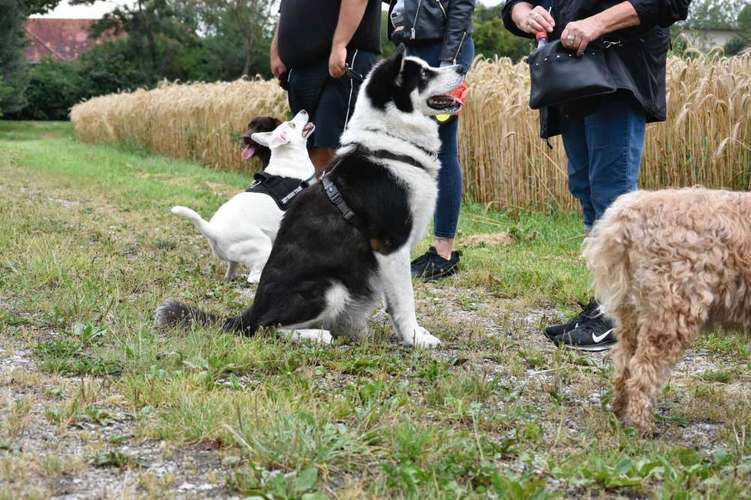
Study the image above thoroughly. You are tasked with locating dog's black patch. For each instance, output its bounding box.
[243,116,281,168]
[366,46,439,113]
[340,143,430,172]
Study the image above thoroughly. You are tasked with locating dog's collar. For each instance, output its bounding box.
[359,128,438,160]
[340,142,434,172]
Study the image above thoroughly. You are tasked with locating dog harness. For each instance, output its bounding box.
[322,176,356,223]
[246,172,314,211]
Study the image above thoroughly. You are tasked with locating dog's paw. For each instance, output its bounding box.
[282,329,333,345]
[403,326,441,348]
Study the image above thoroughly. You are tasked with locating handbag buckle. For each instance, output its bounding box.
[603,40,623,48]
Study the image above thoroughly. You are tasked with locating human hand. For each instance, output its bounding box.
[271,49,286,80]
[513,4,555,35]
[561,17,605,56]
[329,43,347,78]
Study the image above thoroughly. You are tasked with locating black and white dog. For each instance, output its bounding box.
[156,47,465,348]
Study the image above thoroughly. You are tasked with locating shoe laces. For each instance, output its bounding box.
[412,247,436,267]
[576,315,613,335]
[577,299,603,319]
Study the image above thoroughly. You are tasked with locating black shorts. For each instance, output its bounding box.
[286,49,377,149]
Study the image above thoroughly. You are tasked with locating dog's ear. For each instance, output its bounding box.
[251,129,290,149]
[250,131,271,147]
[302,123,315,140]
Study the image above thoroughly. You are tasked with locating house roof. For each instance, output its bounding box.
[24,18,100,63]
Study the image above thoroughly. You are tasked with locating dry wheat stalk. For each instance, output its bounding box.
[71,54,751,210]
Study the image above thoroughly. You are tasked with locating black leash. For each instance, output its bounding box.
[345,64,365,82]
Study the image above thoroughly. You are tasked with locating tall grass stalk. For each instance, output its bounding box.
[71,54,751,210]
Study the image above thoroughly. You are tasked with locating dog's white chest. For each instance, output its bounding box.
[403,165,439,247]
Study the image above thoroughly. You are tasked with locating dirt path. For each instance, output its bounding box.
[0,333,231,499]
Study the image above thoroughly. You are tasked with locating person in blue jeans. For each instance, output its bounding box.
[502,0,689,350]
[385,0,476,281]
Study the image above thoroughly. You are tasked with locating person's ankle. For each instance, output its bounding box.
[433,238,454,260]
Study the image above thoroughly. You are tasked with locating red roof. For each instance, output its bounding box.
[24,19,115,63]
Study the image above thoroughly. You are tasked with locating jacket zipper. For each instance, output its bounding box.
[436,0,447,18]
[453,31,468,64]
[411,0,423,39]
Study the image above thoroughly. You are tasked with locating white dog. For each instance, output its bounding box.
[171,110,315,283]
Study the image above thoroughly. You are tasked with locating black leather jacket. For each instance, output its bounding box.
[385,0,475,64]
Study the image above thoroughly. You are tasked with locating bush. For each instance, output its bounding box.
[21,59,84,120]
[77,41,154,97]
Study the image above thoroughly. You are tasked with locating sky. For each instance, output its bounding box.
[36,0,503,18]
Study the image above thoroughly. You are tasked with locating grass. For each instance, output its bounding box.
[1,120,750,498]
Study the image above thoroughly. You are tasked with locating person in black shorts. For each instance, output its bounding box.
[271,0,381,173]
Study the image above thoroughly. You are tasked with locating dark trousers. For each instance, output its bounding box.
[560,93,647,229]
[406,37,475,239]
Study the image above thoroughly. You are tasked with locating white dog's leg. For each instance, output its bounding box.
[244,237,273,284]
[224,261,239,281]
[377,249,441,348]
[278,329,333,344]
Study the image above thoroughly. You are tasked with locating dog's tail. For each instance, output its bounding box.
[154,299,259,336]
[171,206,217,242]
[582,196,637,315]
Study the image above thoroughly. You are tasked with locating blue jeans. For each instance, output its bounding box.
[406,37,475,239]
[560,93,647,230]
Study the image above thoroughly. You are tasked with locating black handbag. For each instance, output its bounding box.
[528,39,617,110]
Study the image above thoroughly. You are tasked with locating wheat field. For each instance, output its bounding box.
[71,53,751,210]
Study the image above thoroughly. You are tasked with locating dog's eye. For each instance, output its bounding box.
[289,122,296,129]
[421,68,428,79]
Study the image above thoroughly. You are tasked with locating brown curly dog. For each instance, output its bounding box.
[583,188,751,433]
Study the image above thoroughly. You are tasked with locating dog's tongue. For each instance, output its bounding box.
[242,146,255,161]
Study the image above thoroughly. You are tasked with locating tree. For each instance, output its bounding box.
[6,0,277,118]
[23,0,63,15]
[0,0,29,114]
[0,0,64,115]
[724,3,751,55]
[21,57,83,120]
[685,0,746,29]
[473,4,533,62]
[196,0,275,78]
[75,0,199,81]
[73,0,274,81]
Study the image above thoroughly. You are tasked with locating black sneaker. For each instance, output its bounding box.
[554,314,616,351]
[544,299,601,340]
[411,246,460,282]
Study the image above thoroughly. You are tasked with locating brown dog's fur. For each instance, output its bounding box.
[243,116,282,168]
[583,188,751,433]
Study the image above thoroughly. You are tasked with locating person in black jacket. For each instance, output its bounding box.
[271,0,382,173]
[502,0,689,351]
[386,0,476,281]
